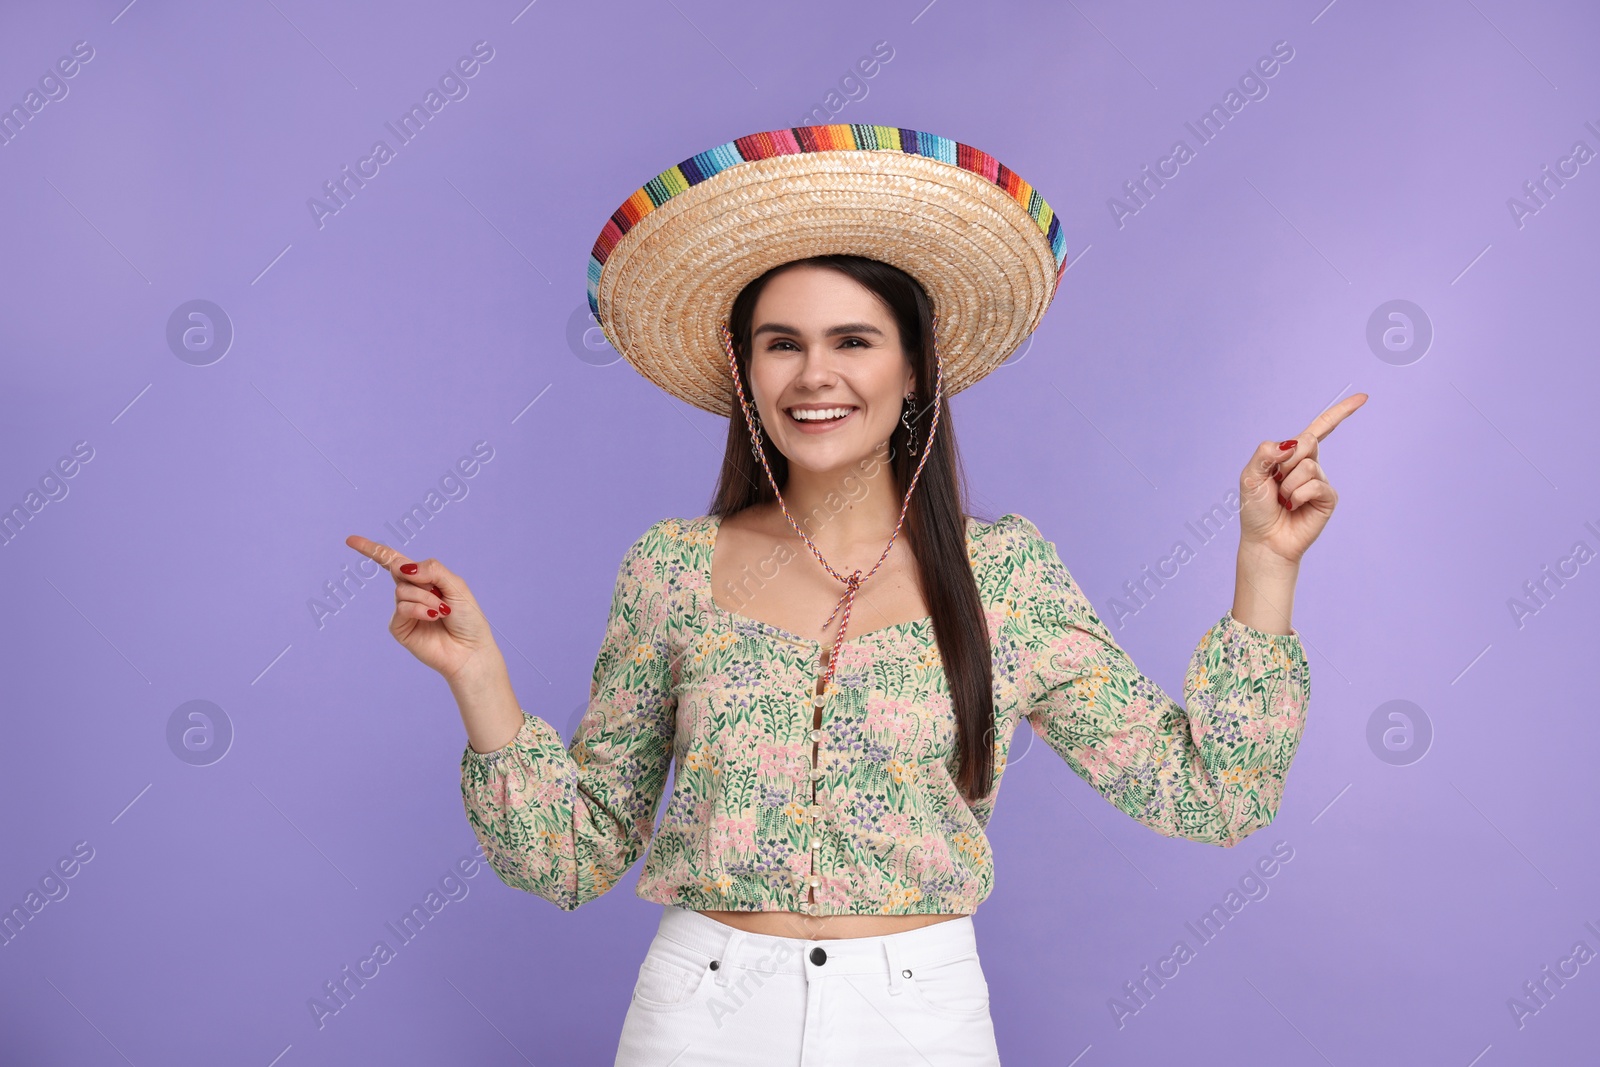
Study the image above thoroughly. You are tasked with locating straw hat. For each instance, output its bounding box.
[586,124,1069,417]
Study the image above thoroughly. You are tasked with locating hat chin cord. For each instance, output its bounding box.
[717,314,944,695]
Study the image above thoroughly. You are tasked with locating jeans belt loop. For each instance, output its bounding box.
[883,938,907,996]
[715,928,748,986]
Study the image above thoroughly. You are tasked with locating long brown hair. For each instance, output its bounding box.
[708,255,997,802]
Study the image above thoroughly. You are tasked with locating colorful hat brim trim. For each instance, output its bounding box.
[587,124,1067,318]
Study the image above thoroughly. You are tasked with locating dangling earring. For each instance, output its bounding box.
[901,393,919,456]
[747,408,765,463]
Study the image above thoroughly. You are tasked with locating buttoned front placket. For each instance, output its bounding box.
[801,649,830,916]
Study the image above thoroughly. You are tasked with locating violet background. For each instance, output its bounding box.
[3,0,1597,1064]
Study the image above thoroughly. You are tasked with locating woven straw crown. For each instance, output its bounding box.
[587,124,1069,417]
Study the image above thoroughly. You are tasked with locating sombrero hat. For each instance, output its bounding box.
[586,124,1069,417]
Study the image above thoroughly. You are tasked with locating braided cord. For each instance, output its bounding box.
[717,313,944,698]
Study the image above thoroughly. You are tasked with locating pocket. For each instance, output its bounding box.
[903,952,992,1018]
[630,936,716,1012]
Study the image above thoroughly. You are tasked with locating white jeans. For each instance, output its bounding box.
[614,905,1001,1066]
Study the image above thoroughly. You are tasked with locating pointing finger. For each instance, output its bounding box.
[344,534,412,575]
[1300,392,1368,444]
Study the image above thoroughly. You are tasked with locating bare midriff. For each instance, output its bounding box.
[697,645,968,940]
[697,910,965,939]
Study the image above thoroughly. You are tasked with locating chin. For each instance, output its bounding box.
[776,441,879,475]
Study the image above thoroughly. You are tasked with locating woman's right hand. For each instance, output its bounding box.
[344,534,501,684]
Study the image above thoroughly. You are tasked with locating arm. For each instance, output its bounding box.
[1013,517,1310,847]
[459,522,678,909]
[1231,542,1299,636]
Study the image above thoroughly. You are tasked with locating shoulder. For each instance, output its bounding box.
[967,511,1049,559]
[966,512,1056,597]
[606,516,717,605]
[620,515,715,561]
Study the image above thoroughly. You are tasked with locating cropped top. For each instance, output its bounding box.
[460,512,1311,915]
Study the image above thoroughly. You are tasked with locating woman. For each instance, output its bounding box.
[346,125,1362,1065]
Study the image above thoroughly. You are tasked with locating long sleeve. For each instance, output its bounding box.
[1014,517,1310,847]
[460,522,678,909]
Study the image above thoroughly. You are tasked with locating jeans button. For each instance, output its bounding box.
[809,946,827,966]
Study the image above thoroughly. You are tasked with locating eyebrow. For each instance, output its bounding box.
[751,321,885,339]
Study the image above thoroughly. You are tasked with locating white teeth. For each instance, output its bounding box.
[789,407,855,421]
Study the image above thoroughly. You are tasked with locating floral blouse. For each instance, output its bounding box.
[460,512,1311,915]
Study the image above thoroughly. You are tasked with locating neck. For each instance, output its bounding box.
[772,447,908,557]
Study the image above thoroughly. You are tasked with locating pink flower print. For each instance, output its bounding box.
[1048,628,1101,666]
[909,834,956,878]
[863,697,918,742]
[1102,722,1154,770]
[527,778,564,807]
[835,642,873,675]
[756,740,801,776]
[984,604,1006,633]
[816,877,852,908]
[1057,733,1111,784]
[724,817,756,853]
[786,851,811,879]
[880,812,913,837]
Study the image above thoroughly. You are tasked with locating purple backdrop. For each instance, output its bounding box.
[3,0,1597,1063]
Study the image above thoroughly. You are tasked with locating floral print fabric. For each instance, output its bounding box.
[460,513,1311,914]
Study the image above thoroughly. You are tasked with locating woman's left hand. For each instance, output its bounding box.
[1238,392,1367,566]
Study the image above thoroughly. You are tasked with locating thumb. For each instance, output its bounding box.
[1242,439,1287,498]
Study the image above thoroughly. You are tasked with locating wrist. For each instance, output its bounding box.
[1233,543,1300,636]
[1237,539,1301,577]
[444,647,510,694]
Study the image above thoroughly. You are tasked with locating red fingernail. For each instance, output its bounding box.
[1278,494,1290,508]
[1278,439,1297,451]
[427,608,438,617]
[438,604,451,615]
[401,563,418,574]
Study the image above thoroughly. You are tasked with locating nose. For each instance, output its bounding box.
[792,343,840,390]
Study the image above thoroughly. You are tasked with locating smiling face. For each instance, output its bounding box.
[746,263,915,476]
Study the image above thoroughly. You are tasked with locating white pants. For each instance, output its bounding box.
[614,905,1001,1066]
